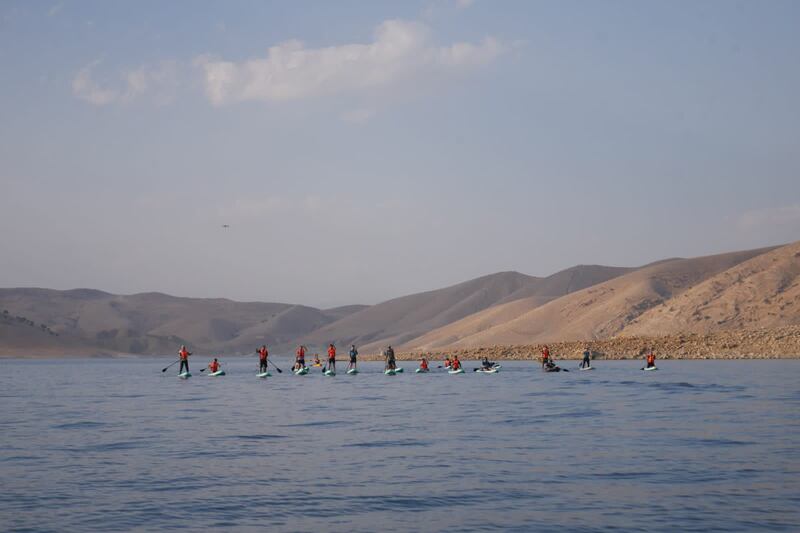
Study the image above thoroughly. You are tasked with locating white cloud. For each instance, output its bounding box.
[340,108,375,124]
[194,19,504,106]
[47,3,64,17]
[72,60,177,106]
[738,204,800,230]
[218,195,336,219]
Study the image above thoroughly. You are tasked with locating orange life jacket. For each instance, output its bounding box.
[258,347,268,360]
[179,348,189,360]
[209,361,219,372]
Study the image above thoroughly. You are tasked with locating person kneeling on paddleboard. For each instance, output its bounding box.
[313,354,321,367]
[451,356,462,371]
[178,345,192,374]
[645,351,656,369]
[443,356,452,369]
[481,356,494,370]
[419,357,429,371]
[327,343,336,372]
[208,358,220,373]
[257,345,269,373]
[348,345,358,371]
[295,345,306,371]
[581,347,591,369]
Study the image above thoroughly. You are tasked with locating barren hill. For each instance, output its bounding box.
[407,246,778,349]
[0,289,359,355]
[302,265,630,352]
[2,242,797,357]
[622,241,800,336]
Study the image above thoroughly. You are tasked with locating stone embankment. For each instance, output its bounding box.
[361,326,800,361]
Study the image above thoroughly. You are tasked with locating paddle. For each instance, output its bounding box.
[161,359,180,372]
[268,359,283,373]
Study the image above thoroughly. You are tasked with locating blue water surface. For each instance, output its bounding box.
[1,359,799,532]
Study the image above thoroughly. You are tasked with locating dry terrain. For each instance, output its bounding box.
[1,241,798,358]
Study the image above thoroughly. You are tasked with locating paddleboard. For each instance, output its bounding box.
[385,369,397,375]
[394,367,404,373]
[643,366,659,371]
[257,371,271,378]
[208,370,226,376]
[347,368,358,375]
[415,368,429,373]
[324,369,336,376]
[579,366,595,371]
[178,372,192,379]
[448,368,465,374]
[492,364,502,370]
[476,368,498,374]
[294,367,309,375]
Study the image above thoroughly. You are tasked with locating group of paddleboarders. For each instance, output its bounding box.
[174,343,658,376]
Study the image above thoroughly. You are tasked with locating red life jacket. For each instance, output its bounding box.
[179,348,189,360]
[452,359,461,370]
[209,361,219,372]
[420,360,428,369]
[328,346,336,359]
[296,346,305,359]
[258,347,268,360]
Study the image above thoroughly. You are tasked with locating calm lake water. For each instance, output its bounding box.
[1,359,799,532]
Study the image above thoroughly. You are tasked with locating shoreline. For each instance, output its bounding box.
[2,327,799,360]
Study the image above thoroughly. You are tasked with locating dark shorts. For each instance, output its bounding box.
[297,358,305,366]
[350,356,357,363]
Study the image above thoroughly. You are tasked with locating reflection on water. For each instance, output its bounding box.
[1,359,799,531]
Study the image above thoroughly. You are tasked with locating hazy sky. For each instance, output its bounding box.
[1,0,799,307]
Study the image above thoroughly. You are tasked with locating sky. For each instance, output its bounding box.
[1,0,799,308]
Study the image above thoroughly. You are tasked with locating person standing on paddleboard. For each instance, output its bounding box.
[348,344,358,371]
[257,345,269,373]
[541,346,551,369]
[383,345,396,370]
[645,350,656,369]
[295,345,306,371]
[327,343,336,372]
[581,347,591,369]
[178,345,191,374]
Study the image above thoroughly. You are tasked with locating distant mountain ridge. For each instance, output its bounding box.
[1,242,798,356]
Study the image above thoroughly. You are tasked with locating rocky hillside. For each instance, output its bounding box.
[1,242,798,357]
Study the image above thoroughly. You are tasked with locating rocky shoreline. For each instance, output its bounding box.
[359,326,800,361]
